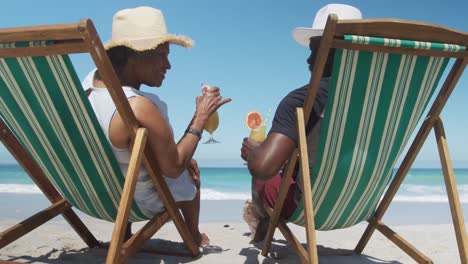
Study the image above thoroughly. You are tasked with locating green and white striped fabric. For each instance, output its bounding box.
[345,35,466,51]
[289,36,466,230]
[0,41,148,222]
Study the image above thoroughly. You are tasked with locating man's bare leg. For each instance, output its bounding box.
[250,177,270,242]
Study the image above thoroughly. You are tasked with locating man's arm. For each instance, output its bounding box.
[241,86,313,181]
[241,132,296,181]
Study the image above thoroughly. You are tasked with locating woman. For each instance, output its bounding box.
[86,6,231,246]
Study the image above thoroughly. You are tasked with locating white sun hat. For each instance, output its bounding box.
[292,3,362,47]
[105,6,194,51]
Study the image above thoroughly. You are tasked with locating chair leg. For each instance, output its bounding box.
[262,107,319,263]
[355,218,377,254]
[106,128,148,264]
[296,107,319,263]
[356,58,466,255]
[355,117,435,254]
[356,117,468,263]
[374,220,433,263]
[0,199,69,249]
[434,118,468,264]
[278,221,309,263]
[138,158,200,257]
[120,211,170,259]
[261,152,299,257]
[61,208,100,248]
[262,150,297,256]
[0,119,99,248]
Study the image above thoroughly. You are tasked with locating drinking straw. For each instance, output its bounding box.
[201,81,208,94]
[263,108,272,126]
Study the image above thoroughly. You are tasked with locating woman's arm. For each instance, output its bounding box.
[110,87,230,178]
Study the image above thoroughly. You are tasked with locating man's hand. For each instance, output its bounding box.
[241,132,296,180]
[241,137,261,161]
[188,159,200,185]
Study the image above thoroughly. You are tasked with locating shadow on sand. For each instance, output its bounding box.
[239,237,403,264]
[4,238,226,264]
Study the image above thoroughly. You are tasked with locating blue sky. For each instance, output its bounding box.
[0,0,467,168]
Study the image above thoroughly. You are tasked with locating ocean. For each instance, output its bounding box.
[0,164,467,203]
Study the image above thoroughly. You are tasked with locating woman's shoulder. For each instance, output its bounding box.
[124,87,164,104]
[133,89,168,116]
[128,96,162,118]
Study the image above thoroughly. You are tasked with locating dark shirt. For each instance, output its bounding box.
[265,78,329,214]
[269,78,329,143]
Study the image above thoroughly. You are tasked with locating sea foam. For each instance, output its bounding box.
[1,184,467,203]
[201,188,250,200]
[0,184,41,194]
[0,184,251,200]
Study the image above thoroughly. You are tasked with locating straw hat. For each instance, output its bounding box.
[105,6,194,51]
[292,4,362,47]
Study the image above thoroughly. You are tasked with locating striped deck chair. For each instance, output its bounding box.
[0,20,199,263]
[262,16,468,264]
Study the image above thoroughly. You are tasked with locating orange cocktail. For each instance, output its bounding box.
[202,82,221,144]
[249,125,266,142]
[204,111,219,134]
[246,111,265,142]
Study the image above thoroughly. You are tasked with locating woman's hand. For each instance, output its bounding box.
[195,86,231,122]
[188,158,200,185]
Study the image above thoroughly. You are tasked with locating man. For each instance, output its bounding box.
[241,3,362,242]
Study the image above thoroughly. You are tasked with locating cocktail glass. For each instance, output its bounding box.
[203,111,220,144]
[249,124,266,143]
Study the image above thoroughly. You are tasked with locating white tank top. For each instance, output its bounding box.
[88,86,196,216]
[88,86,170,178]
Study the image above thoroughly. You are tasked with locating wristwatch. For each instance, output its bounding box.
[185,127,202,139]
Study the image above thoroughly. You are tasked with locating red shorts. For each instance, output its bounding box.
[255,173,298,219]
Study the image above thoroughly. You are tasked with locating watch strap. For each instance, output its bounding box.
[185,127,202,139]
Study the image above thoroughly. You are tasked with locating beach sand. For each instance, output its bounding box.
[0,194,466,263]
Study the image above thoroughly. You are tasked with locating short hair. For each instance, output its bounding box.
[106,46,162,83]
[106,46,138,77]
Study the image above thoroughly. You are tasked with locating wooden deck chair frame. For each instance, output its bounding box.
[261,15,468,264]
[0,19,199,263]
